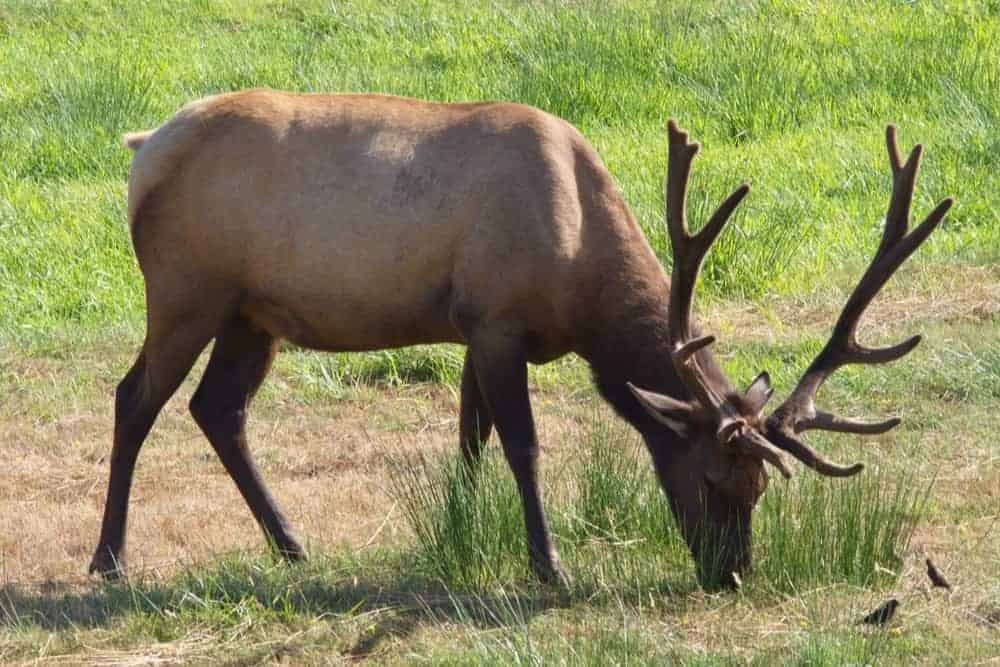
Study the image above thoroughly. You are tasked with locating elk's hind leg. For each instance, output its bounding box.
[189,317,304,561]
[90,312,220,578]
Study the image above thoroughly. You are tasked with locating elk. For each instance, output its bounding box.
[90,89,952,588]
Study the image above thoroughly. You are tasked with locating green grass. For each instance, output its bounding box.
[755,470,929,594]
[0,553,900,664]
[2,0,999,345]
[1,0,998,663]
[390,419,690,593]
[392,418,927,597]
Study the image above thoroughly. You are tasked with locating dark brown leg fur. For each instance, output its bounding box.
[459,350,494,470]
[469,332,570,588]
[188,317,304,561]
[90,315,218,578]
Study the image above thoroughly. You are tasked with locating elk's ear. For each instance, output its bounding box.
[744,371,773,415]
[627,382,696,437]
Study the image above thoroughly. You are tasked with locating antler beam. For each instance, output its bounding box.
[664,121,793,477]
[664,121,748,427]
[765,125,953,476]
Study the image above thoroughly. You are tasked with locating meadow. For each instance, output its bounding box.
[0,0,998,663]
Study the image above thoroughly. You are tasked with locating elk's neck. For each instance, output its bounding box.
[568,144,732,430]
[582,283,689,432]
[579,258,733,434]
[581,262,690,431]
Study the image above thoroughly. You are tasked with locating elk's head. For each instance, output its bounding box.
[629,121,953,589]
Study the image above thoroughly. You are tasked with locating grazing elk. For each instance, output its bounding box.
[91,89,951,588]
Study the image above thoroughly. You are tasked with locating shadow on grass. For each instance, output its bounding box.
[0,549,704,664]
[0,555,571,652]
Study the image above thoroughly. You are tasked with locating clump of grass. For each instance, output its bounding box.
[390,419,691,594]
[569,419,671,543]
[754,469,931,594]
[563,419,694,596]
[392,417,930,597]
[391,451,527,589]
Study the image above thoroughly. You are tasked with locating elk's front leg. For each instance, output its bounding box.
[459,350,494,471]
[468,333,570,588]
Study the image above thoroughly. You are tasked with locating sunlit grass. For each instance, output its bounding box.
[2,0,998,349]
[391,418,927,598]
[754,470,930,595]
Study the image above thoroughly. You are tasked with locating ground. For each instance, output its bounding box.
[1,1,998,664]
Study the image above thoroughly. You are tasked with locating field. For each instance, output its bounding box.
[1,0,999,663]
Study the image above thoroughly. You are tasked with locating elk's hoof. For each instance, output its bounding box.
[532,557,573,590]
[274,538,308,563]
[88,550,125,581]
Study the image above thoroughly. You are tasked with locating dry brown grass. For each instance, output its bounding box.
[0,370,597,586]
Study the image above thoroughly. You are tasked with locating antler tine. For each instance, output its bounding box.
[799,411,900,435]
[836,195,952,356]
[885,125,904,172]
[664,120,751,429]
[888,125,924,250]
[766,429,864,478]
[738,430,794,479]
[665,120,700,251]
[765,126,953,477]
[879,125,920,258]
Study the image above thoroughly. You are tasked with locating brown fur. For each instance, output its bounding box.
[123,91,625,354]
[91,89,751,587]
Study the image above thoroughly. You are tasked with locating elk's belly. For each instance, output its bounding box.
[239,276,463,352]
[225,196,468,351]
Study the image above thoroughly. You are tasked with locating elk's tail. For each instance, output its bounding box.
[123,130,154,151]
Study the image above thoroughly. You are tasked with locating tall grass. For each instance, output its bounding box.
[391,451,528,589]
[568,418,677,546]
[391,418,928,596]
[755,470,931,594]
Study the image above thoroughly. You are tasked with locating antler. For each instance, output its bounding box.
[664,121,793,478]
[765,125,954,476]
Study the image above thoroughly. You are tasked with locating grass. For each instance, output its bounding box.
[391,419,691,593]
[754,470,929,594]
[0,0,998,663]
[2,0,999,344]
[392,420,928,597]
